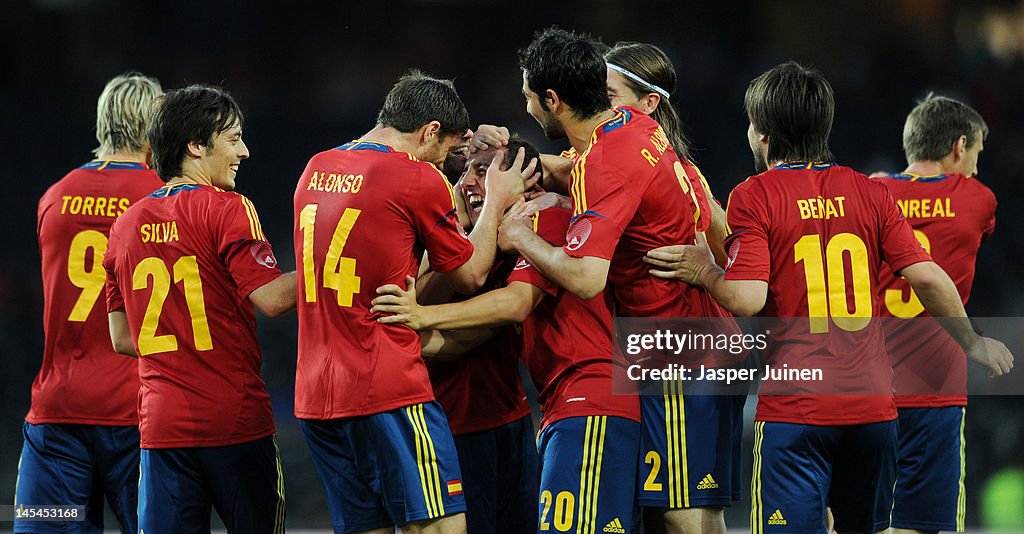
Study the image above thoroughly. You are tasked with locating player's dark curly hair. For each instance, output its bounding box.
[377,70,469,137]
[147,84,243,182]
[502,134,543,187]
[518,27,611,120]
[744,61,834,164]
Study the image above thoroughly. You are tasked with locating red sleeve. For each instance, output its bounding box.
[562,154,638,260]
[102,232,125,312]
[216,194,284,298]
[980,183,997,240]
[408,166,474,273]
[723,181,771,282]
[874,183,933,273]
[507,208,566,296]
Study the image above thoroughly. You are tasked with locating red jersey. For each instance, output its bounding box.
[562,107,741,367]
[875,172,996,408]
[103,183,282,448]
[508,207,639,429]
[29,160,162,426]
[293,141,474,419]
[427,255,530,435]
[724,162,932,425]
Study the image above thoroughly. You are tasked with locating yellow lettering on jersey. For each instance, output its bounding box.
[897,197,955,219]
[60,195,132,217]
[649,127,670,155]
[797,196,846,220]
[306,170,364,195]
[641,148,659,167]
[140,221,179,243]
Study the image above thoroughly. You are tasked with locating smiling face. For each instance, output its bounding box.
[459,146,501,227]
[201,119,248,190]
[522,72,565,140]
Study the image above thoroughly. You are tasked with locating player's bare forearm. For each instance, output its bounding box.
[420,328,495,361]
[249,271,297,318]
[696,266,767,317]
[706,202,730,267]
[540,154,572,195]
[423,283,540,330]
[373,279,542,330]
[901,262,973,345]
[507,229,608,300]
[107,310,138,358]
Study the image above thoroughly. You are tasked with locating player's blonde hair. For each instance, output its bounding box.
[93,72,163,157]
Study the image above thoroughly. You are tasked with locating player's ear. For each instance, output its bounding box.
[952,134,968,162]
[641,93,661,114]
[186,140,205,159]
[544,89,561,112]
[419,121,442,145]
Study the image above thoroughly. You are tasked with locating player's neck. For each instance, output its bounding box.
[904,161,946,176]
[95,150,148,164]
[566,108,617,154]
[360,126,408,153]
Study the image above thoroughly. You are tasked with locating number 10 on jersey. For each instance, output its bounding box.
[299,204,362,307]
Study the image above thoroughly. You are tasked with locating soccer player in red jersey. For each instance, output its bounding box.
[422,136,539,534]
[647,62,1012,534]
[291,71,532,534]
[503,28,745,534]
[371,149,641,534]
[16,72,163,534]
[103,85,295,534]
[872,95,996,534]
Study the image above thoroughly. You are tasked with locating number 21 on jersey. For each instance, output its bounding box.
[299,204,362,307]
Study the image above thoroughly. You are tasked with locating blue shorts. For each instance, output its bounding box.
[453,415,538,534]
[638,386,745,508]
[892,406,967,532]
[138,435,285,534]
[750,420,897,534]
[300,401,467,532]
[537,415,640,534]
[15,422,139,534]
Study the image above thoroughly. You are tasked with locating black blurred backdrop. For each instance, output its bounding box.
[2,0,1023,530]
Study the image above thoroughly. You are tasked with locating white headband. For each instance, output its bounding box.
[607,63,671,100]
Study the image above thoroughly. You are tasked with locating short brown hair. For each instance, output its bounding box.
[902,93,988,164]
[744,61,834,164]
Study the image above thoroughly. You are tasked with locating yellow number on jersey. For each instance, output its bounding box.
[132,256,212,356]
[793,232,872,333]
[67,230,108,322]
[299,204,362,306]
[673,161,703,227]
[884,230,932,318]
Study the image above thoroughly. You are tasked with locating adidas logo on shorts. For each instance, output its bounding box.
[696,473,719,489]
[768,509,787,525]
[603,517,626,533]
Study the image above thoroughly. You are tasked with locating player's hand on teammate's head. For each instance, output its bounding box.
[643,231,717,285]
[497,202,533,252]
[519,192,571,218]
[469,124,510,154]
[966,336,1014,378]
[371,276,426,330]
[483,147,535,212]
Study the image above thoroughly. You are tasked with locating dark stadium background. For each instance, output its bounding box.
[2,0,1023,531]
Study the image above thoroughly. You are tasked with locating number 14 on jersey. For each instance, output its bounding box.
[299,204,362,307]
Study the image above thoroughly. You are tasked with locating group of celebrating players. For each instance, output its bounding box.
[16,25,1014,534]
